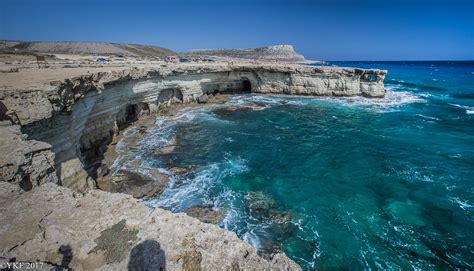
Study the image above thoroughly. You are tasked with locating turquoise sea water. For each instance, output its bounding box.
[117,62,474,270]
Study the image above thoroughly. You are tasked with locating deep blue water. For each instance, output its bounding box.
[115,62,474,270]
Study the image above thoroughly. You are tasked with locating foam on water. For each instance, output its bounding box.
[416,114,441,121]
[450,197,473,210]
[143,155,249,210]
[227,87,425,113]
[111,62,474,270]
[336,89,425,111]
[449,103,474,115]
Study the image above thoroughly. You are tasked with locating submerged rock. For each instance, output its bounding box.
[169,166,194,175]
[247,192,275,216]
[154,135,178,155]
[385,199,426,227]
[217,102,266,114]
[184,205,225,224]
[243,103,265,110]
[247,191,292,223]
[156,145,176,155]
[97,169,169,198]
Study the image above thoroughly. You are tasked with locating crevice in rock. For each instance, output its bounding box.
[19,175,32,191]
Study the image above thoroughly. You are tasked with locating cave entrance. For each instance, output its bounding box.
[202,78,252,95]
[228,78,251,93]
[242,79,252,92]
[116,104,138,130]
[125,104,138,123]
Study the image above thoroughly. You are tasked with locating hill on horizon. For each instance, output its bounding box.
[0,40,176,57]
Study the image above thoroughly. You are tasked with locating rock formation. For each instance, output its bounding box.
[189,45,307,62]
[0,61,386,270]
[0,62,386,191]
[0,182,300,270]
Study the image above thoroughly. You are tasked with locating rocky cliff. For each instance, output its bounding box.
[1,63,386,191]
[0,62,386,270]
[189,45,307,62]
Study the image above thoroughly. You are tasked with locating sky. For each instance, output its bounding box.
[0,0,473,60]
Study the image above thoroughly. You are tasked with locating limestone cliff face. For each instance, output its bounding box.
[0,63,386,191]
[0,125,57,189]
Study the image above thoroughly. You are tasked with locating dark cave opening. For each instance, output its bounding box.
[242,79,252,92]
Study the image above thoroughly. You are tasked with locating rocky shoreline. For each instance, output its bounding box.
[0,61,386,270]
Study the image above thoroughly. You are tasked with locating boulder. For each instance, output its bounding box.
[197,94,208,104]
[97,169,169,198]
[169,166,194,175]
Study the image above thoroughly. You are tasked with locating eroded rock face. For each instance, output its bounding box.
[0,182,301,270]
[0,124,57,189]
[0,63,386,190]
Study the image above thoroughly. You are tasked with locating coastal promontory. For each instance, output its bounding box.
[0,44,386,270]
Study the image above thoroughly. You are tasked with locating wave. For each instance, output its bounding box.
[229,91,425,113]
[143,155,249,210]
[331,90,425,112]
[450,197,473,210]
[385,79,445,91]
[416,114,440,121]
[226,95,284,109]
[448,103,474,115]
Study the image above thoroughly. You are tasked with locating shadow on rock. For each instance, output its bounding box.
[128,240,166,271]
[50,244,73,271]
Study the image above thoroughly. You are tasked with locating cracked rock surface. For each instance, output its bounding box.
[0,182,301,270]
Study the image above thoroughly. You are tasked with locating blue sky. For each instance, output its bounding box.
[1,0,473,60]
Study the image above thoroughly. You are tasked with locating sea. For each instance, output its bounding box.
[113,61,473,270]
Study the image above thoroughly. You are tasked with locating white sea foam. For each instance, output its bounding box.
[416,114,440,121]
[448,103,474,115]
[230,90,425,113]
[143,155,248,210]
[328,90,425,112]
[450,197,473,210]
[227,95,282,109]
